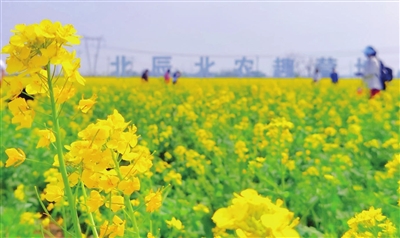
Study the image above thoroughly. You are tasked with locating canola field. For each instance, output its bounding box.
[1,76,399,238]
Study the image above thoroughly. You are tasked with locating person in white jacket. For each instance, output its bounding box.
[313,68,321,83]
[361,46,382,98]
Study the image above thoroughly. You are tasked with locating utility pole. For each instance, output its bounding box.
[82,36,103,76]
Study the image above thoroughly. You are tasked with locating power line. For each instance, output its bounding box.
[101,45,399,59]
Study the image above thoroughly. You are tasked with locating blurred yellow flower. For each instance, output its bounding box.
[193,204,210,213]
[7,98,35,130]
[14,184,25,201]
[212,189,299,237]
[78,94,97,113]
[5,148,26,167]
[145,189,162,212]
[131,199,140,206]
[147,232,155,238]
[164,170,182,185]
[118,177,141,195]
[166,217,184,230]
[86,190,104,212]
[20,212,41,225]
[105,195,125,212]
[44,184,64,203]
[36,129,56,148]
[25,71,47,95]
[99,215,125,238]
[342,207,396,238]
[42,217,50,227]
[54,86,76,104]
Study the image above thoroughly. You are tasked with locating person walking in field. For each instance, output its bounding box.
[164,69,171,84]
[313,68,321,84]
[330,68,338,84]
[357,46,382,99]
[172,71,181,85]
[141,69,149,82]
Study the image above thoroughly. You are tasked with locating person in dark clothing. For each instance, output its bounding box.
[330,68,339,84]
[141,69,149,82]
[172,71,181,85]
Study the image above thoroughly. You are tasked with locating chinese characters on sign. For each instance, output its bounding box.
[107,54,353,78]
[110,56,132,76]
[235,57,254,77]
[152,56,172,76]
[316,57,337,77]
[194,56,215,77]
[273,58,294,77]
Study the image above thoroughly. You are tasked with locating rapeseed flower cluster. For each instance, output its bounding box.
[2,20,164,237]
[212,189,300,238]
[342,207,396,238]
[2,20,85,170]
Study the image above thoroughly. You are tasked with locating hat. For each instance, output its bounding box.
[364,46,376,56]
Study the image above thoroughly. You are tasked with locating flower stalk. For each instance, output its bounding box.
[46,63,81,235]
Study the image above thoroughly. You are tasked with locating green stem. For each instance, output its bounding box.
[124,196,141,238]
[150,219,153,236]
[40,225,55,238]
[24,158,53,166]
[46,63,81,235]
[111,151,140,238]
[80,181,99,238]
[34,187,73,237]
[62,205,67,233]
[280,165,285,191]
[279,147,286,192]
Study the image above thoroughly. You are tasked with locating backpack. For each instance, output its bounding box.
[379,61,393,90]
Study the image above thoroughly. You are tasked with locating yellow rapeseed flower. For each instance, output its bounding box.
[164,170,182,185]
[212,189,300,237]
[5,148,26,167]
[54,86,76,104]
[20,212,41,225]
[42,217,50,227]
[44,184,64,203]
[7,98,35,130]
[78,94,97,113]
[147,232,155,238]
[36,129,56,148]
[14,184,25,201]
[99,215,125,238]
[145,189,162,213]
[385,154,400,178]
[342,207,396,238]
[25,70,47,95]
[118,177,141,195]
[193,204,210,213]
[105,195,125,212]
[166,217,185,230]
[86,190,105,212]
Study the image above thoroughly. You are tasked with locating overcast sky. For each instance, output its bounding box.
[1,1,399,76]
